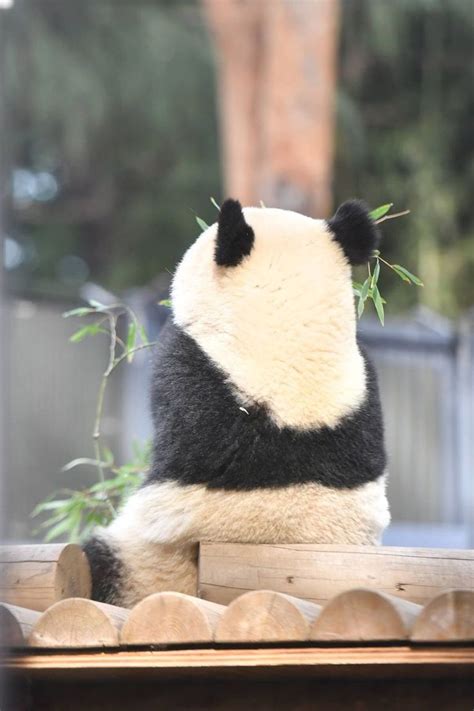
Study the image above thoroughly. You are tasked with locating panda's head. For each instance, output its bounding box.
[171,199,380,430]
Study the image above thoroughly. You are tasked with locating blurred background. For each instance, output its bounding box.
[0,0,472,546]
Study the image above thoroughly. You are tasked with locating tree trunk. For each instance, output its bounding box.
[203,0,340,217]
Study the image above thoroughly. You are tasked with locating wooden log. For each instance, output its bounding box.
[0,544,91,612]
[29,598,129,648]
[0,603,41,647]
[121,592,225,645]
[310,588,421,641]
[199,543,474,606]
[411,590,474,642]
[215,590,321,642]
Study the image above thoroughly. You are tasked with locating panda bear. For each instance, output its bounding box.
[84,198,390,608]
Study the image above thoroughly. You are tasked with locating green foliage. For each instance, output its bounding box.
[336,0,474,316]
[353,204,423,325]
[32,299,158,541]
[32,441,151,543]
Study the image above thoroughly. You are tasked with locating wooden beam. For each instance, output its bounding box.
[199,543,474,605]
[215,590,320,642]
[4,647,474,681]
[121,593,225,645]
[411,590,474,642]
[0,544,91,612]
[29,598,128,648]
[310,588,421,641]
[0,603,41,647]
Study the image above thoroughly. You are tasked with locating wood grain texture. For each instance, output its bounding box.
[29,598,129,648]
[310,588,421,641]
[411,590,474,641]
[0,544,91,611]
[0,603,41,647]
[4,647,474,681]
[121,592,225,644]
[199,543,474,605]
[215,590,320,642]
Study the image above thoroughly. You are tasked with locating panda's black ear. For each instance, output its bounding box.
[215,199,255,267]
[327,200,380,266]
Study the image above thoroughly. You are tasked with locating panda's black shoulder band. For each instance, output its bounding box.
[327,199,380,266]
[215,198,255,267]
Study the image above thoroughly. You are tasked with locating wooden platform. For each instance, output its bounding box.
[1,542,473,709]
[3,646,474,710]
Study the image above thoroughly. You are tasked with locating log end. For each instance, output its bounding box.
[121,592,223,644]
[215,590,314,642]
[55,544,92,601]
[411,589,474,641]
[29,598,124,648]
[310,588,419,641]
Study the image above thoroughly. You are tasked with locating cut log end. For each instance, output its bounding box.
[121,592,225,644]
[311,588,422,641]
[411,589,474,641]
[0,603,42,648]
[0,543,91,611]
[55,544,92,600]
[215,590,321,642]
[29,598,128,648]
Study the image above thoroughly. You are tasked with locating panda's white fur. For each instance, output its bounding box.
[101,477,389,607]
[85,201,390,608]
[172,207,366,430]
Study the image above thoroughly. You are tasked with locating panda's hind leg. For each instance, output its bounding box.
[83,528,198,608]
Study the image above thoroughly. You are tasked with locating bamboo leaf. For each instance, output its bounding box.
[63,307,95,318]
[137,321,149,345]
[87,299,107,310]
[69,324,102,343]
[44,518,73,542]
[62,457,110,472]
[210,197,220,210]
[373,286,385,326]
[360,277,371,302]
[369,203,393,221]
[391,264,424,286]
[126,322,137,362]
[371,260,380,288]
[195,216,209,232]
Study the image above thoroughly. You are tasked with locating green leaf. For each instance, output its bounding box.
[69,324,102,343]
[195,216,209,232]
[159,299,172,308]
[137,321,149,345]
[371,260,380,288]
[391,265,424,286]
[44,517,73,542]
[30,499,71,517]
[210,197,220,210]
[62,307,95,318]
[360,277,371,302]
[62,457,110,472]
[357,296,366,319]
[373,286,385,326]
[390,265,410,283]
[126,322,137,362]
[87,299,106,310]
[369,203,393,221]
[352,282,363,297]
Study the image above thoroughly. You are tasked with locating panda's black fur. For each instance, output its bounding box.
[146,321,386,491]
